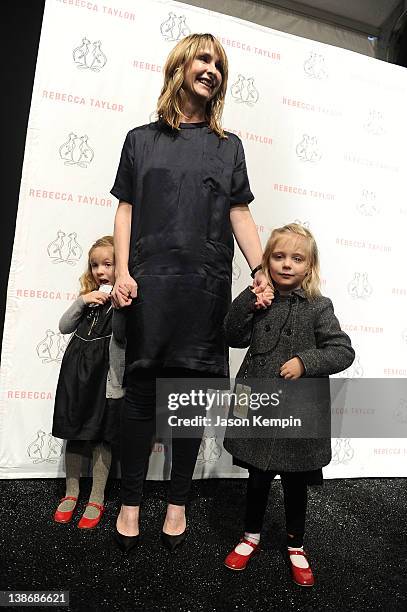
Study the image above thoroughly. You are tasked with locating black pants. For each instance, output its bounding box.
[244,467,308,548]
[120,368,223,506]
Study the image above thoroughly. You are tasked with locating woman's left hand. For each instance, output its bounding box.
[280,357,305,379]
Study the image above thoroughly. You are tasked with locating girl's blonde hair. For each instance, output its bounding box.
[79,235,114,295]
[262,223,321,298]
[157,33,228,138]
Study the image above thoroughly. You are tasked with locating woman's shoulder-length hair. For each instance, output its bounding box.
[156,33,228,138]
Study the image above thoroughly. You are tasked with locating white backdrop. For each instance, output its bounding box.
[1,0,406,479]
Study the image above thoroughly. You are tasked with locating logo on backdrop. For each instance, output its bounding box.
[47,231,83,265]
[149,110,158,123]
[73,37,107,71]
[364,110,385,136]
[356,189,379,216]
[337,349,364,378]
[59,133,94,167]
[331,438,354,464]
[27,430,63,464]
[401,329,407,344]
[36,330,69,364]
[197,433,222,463]
[160,12,191,41]
[293,218,310,229]
[231,75,259,106]
[394,398,407,424]
[232,257,241,282]
[296,135,322,162]
[347,273,373,299]
[303,52,328,79]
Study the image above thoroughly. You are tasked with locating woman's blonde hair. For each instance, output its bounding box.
[79,235,114,295]
[262,223,321,298]
[157,33,228,138]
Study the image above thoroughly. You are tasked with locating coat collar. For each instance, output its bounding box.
[275,287,308,300]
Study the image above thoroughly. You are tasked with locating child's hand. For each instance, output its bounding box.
[252,269,268,293]
[253,284,274,309]
[280,357,305,379]
[111,273,138,308]
[83,290,110,306]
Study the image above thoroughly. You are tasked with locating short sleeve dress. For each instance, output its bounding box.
[111,121,254,376]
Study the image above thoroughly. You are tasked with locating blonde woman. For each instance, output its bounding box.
[110,33,270,553]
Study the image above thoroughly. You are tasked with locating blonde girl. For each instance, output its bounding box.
[52,236,124,529]
[223,223,354,586]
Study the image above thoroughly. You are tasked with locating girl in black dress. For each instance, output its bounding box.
[110,34,271,552]
[52,236,124,529]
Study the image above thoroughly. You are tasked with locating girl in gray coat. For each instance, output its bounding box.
[223,223,354,586]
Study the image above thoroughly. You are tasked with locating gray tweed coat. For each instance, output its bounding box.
[222,287,355,472]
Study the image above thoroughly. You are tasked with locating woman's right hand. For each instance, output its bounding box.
[82,290,111,306]
[111,272,138,308]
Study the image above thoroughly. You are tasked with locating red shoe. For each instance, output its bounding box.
[78,502,105,529]
[224,538,260,571]
[288,549,315,587]
[53,496,78,523]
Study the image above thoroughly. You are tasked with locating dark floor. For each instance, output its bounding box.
[0,478,405,612]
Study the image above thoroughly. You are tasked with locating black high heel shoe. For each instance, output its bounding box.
[161,530,186,552]
[114,526,140,553]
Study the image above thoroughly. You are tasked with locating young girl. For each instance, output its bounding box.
[52,236,125,529]
[222,223,354,586]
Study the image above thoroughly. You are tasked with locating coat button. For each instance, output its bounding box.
[265,324,271,332]
[259,358,266,366]
[284,328,292,336]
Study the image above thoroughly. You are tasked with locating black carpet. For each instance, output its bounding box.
[1,478,405,611]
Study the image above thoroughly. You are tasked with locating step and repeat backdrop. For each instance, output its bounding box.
[1,0,406,478]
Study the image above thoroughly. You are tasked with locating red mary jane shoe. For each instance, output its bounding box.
[288,549,315,587]
[78,502,105,529]
[224,538,260,571]
[53,496,78,523]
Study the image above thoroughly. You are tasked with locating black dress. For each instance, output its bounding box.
[52,302,118,443]
[110,121,254,376]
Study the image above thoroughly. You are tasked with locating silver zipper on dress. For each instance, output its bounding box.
[88,310,99,336]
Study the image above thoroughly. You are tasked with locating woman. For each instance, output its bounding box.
[110,33,270,552]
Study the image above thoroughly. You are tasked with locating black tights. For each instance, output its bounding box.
[120,368,222,506]
[244,467,308,548]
